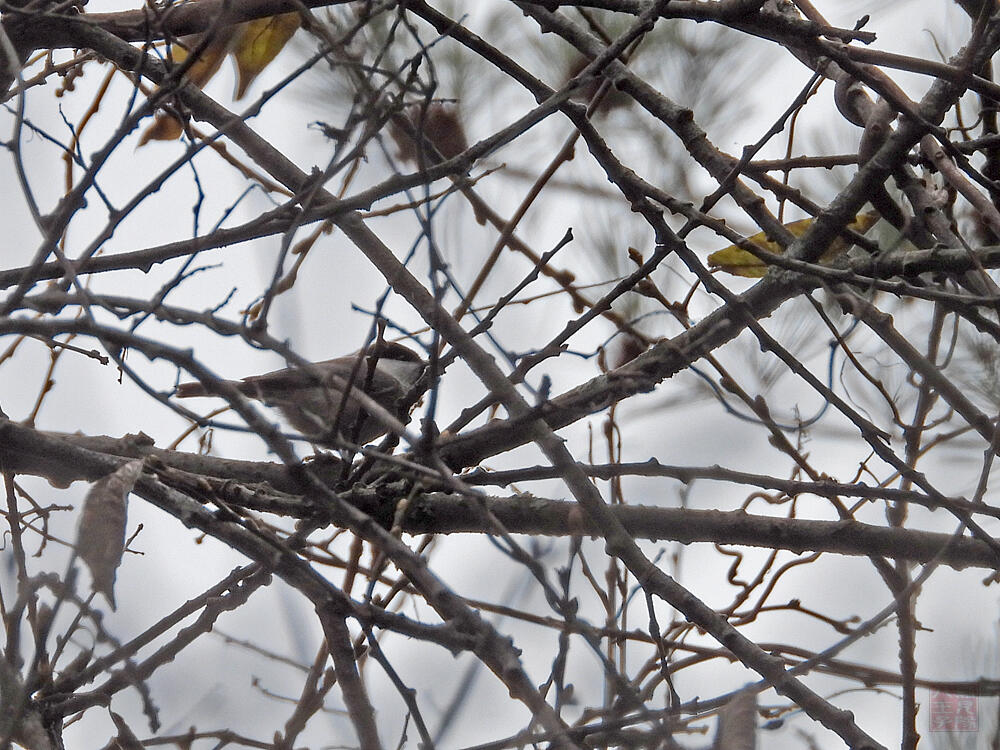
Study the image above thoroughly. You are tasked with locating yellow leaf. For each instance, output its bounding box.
[231,13,301,100]
[138,14,300,146]
[173,33,235,90]
[708,212,879,278]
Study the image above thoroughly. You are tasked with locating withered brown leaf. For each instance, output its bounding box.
[76,459,143,609]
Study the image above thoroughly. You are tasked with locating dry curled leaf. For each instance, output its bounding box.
[137,113,185,146]
[712,692,757,750]
[138,33,234,145]
[389,102,468,164]
[707,212,879,278]
[76,459,143,609]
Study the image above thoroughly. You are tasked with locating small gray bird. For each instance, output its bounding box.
[175,341,426,445]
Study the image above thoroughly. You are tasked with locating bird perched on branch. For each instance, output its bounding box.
[176,341,427,446]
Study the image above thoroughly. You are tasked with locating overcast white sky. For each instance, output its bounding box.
[3,1,999,747]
